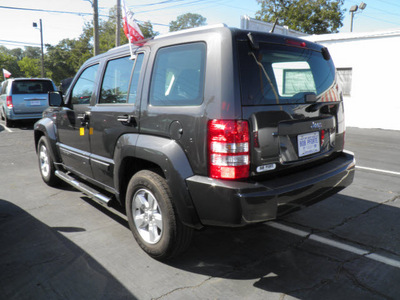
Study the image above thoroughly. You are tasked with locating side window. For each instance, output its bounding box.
[149,42,206,106]
[127,53,144,104]
[71,64,99,105]
[99,56,134,104]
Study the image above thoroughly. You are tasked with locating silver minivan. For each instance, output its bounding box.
[0,78,56,127]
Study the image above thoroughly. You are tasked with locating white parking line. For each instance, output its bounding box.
[267,221,400,268]
[1,124,13,133]
[356,166,400,176]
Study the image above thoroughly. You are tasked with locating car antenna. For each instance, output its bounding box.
[270,18,278,33]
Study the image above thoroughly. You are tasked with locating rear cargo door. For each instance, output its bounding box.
[237,38,345,177]
[11,80,55,114]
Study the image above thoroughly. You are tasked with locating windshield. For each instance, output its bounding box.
[12,80,55,95]
[238,41,336,105]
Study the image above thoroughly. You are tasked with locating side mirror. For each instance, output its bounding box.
[48,91,64,107]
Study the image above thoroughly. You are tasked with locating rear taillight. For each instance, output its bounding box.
[6,96,13,108]
[321,130,325,146]
[208,120,250,180]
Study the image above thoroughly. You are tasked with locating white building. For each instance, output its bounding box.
[305,30,400,131]
[240,15,307,37]
[240,16,400,130]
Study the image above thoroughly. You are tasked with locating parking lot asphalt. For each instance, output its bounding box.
[0,121,399,300]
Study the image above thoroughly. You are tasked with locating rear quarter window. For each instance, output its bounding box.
[149,42,206,106]
[11,80,55,94]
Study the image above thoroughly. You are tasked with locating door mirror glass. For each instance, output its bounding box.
[48,91,64,107]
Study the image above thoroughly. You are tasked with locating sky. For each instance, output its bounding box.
[0,0,400,49]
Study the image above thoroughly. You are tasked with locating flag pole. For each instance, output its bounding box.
[128,38,134,59]
[122,0,143,60]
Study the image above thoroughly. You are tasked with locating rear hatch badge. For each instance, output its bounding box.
[257,164,276,173]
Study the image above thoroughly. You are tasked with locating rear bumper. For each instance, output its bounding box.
[5,108,44,121]
[186,151,355,227]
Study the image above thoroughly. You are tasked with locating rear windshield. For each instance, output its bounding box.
[12,80,55,94]
[237,41,335,105]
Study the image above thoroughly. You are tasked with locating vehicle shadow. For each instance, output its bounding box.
[13,120,36,130]
[166,194,400,299]
[74,190,400,298]
[0,199,137,300]
[0,120,36,131]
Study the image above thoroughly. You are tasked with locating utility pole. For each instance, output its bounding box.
[39,19,44,77]
[116,0,121,47]
[93,0,100,55]
[33,19,45,77]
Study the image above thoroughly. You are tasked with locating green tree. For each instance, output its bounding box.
[9,48,24,61]
[23,47,41,59]
[82,6,158,54]
[169,13,207,32]
[0,47,22,79]
[255,0,345,34]
[45,38,92,85]
[0,6,159,84]
[139,21,158,39]
[18,57,40,78]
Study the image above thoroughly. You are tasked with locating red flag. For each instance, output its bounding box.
[122,0,144,43]
[2,69,11,79]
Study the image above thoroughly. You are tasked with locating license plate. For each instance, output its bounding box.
[298,132,320,157]
[30,101,41,106]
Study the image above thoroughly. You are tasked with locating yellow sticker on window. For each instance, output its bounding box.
[89,127,94,135]
[80,127,85,136]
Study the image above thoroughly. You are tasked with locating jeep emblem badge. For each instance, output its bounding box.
[311,122,323,130]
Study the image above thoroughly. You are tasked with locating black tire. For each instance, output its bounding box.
[37,136,61,187]
[5,115,14,127]
[125,170,193,260]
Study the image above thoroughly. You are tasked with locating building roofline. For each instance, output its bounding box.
[305,28,400,42]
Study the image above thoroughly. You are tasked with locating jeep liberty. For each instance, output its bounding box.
[34,24,355,259]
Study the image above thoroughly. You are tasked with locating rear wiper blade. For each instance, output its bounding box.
[248,51,280,105]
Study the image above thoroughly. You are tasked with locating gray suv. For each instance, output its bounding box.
[0,78,56,127]
[34,24,355,259]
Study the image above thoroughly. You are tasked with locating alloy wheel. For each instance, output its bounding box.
[132,188,163,244]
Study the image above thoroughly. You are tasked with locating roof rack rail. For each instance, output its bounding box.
[106,23,228,54]
[154,23,228,40]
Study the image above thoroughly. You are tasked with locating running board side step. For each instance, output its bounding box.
[55,170,112,206]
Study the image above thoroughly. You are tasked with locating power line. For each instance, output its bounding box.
[0,5,108,17]
[375,0,400,9]
[360,14,400,26]
[347,0,400,17]
[0,39,40,47]
[135,0,207,14]
[0,4,169,26]
[131,0,188,7]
